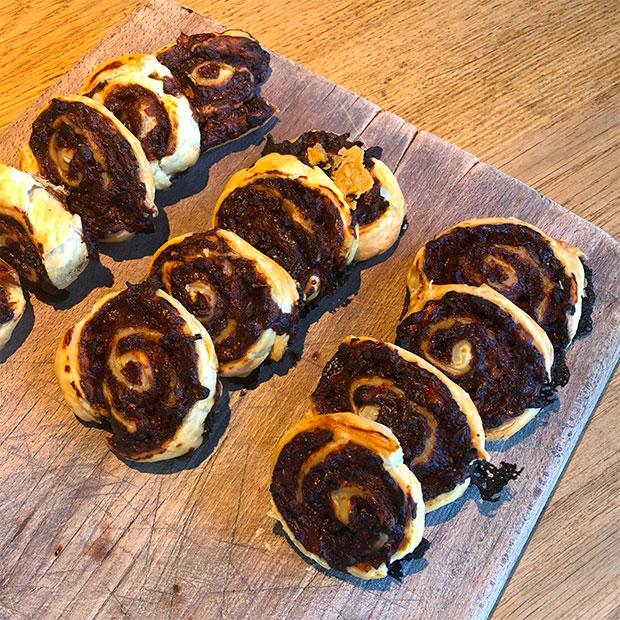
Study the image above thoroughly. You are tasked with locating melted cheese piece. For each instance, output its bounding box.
[0,165,89,289]
[213,152,359,285]
[405,282,554,441]
[0,259,26,351]
[407,217,587,346]
[271,412,425,579]
[149,229,299,377]
[20,95,156,243]
[82,54,200,190]
[331,145,375,198]
[55,288,218,461]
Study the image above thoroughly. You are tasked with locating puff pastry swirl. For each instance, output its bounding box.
[0,258,26,351]
[0,165,90,292]
[56,281,218,461]
[82,54,200,190]
[157,31,275,151]
[396,283,555,441]
[270,412,424,579]
[263,131,405,262]
[407,217,592,351]
[20,95,156,242]
[311,336,488,511]
[149,228,299,377]
[213,153,358,302]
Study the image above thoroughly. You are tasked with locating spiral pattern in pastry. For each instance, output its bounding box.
[149,228,299,377]
[408,217,592,350]
[82,54,201,190]
[20,95,156,242]
[157,31,275,151]
[311,337,488,510]
[213,153,358,302]
[0,164,90,292]
[270,412,424,579]
[55,281,218,461]
[396,283,555,440]
[0,258,26,351]
[263,131,405,262]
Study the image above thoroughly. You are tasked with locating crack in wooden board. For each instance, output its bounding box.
[0,1,618,619]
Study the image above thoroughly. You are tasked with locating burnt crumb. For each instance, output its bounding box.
[538,383,559,409]
[575,261,595,340]
[311,351,320,362]
[470,460,523,502]
[160,331,203,352]
[239,389,247,397]
[551,351,570,387]
[387,538,431,581]
[54,545,63,556]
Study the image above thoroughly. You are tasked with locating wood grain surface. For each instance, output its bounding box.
[0,1,618,618]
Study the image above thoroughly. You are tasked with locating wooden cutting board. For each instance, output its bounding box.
[0,1,618,618]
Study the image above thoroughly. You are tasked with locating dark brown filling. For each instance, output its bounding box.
[29,98,152,239]
[270,428,413,572]
[149,231,297,365]
[396,292,553,431]
[198,97,274,152]
[354,178,389,227]
[0,288,13,324]
[262,131,389,227]
[88,83,174,161]
[311,339,477,501]
[0,260,19,323]
[157,32,274,151]
[77,282,210,460]
[421,223,580,350]
[0,215,54,291]
[215,177,348,299]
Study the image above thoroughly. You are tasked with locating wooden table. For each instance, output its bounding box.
[0,1,618,617]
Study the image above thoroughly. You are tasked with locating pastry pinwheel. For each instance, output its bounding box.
[82,53,200,190]
[149,228,299,377]
[21,95,156,242]
[213,153,357,302]
[157,30,275,151]
[56,281,218,461]
[270,412,424,579]
[396,283,555,440]
[263,131,405,262]
[311,336,488,510]
[0,164,90,292]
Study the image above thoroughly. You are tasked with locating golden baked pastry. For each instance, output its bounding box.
[213,153,358,302]
[0,164,90,292]
[82,54,200,190]
[396,283,555,441]
[270,412,425,579]
[0,258,26,351]
[157,31,275,151]
[20,95,156,242]
[55,281,218,461]
[407,217,593,352]
[149,228,299,377]
[311,336,488,511]
[263,131,406,262]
